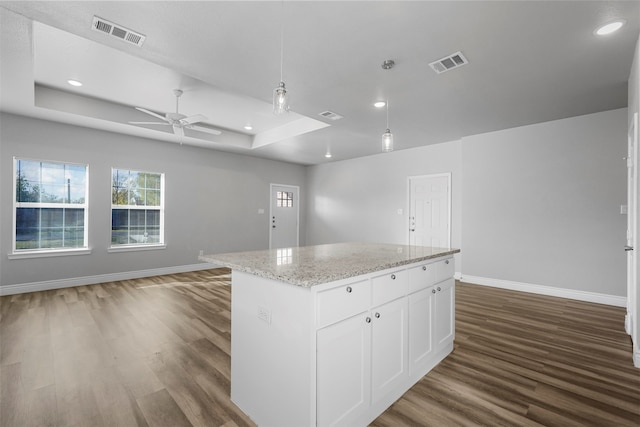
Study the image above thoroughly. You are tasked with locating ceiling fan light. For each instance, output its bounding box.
[382,129,394,152]
[273,81,290,115]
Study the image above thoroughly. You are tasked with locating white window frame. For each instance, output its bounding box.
[10,157,90,259]
[108,167,165,252]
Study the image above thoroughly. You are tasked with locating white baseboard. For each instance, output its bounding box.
[459,274,627,307]
[634,351,640,369]
[0,262,222,296]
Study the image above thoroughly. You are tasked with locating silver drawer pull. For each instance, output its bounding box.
[365,317,371,323]
[432,289,436,294]
[375,312,380,318]
[346,286,352,293]
[437,287,441,292]
[422,266,427,271]
[445,260,450,265]
[391,274,396,280]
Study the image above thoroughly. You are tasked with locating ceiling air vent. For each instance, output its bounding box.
[429,51,468,74]
[319,111,343,121]
[91,16,146,47]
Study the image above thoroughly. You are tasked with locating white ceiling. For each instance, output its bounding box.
[1,1,639,165]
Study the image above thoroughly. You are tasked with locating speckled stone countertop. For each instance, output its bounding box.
[199,242,460,288]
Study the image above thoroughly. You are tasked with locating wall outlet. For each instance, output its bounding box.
[258,208,265,214]
[258,305,272,324]
[199,249,204,256]
[397,208,403,215]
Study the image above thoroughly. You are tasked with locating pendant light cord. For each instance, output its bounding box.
[386,99,390,129]
[279,0,284,83]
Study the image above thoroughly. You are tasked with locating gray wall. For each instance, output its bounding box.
[306,108,628,297]
[0,113,307,288]
[462,109,627,296]
[305,139,462,264]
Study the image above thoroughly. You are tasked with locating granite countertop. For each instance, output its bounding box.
[199,242,460,288]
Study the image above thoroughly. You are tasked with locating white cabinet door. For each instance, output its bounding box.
[434,279,455,349]
[408,286,434,375]
[371,297,408,405]
[317,312,371,427]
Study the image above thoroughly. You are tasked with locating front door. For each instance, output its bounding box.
[270,184,299,249]
[408,174,451,248]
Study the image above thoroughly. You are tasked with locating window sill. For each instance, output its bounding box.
[108,244,166,253]
[8,248,92,260]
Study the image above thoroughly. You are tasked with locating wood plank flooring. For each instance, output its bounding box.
[1,269,638,426]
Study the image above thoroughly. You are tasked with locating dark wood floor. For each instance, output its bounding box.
[1,269,638,426]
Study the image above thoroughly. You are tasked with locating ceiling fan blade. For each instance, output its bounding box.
[135,107,168,122]
[173,124,185,137]
[180,114,208,125]
[129,121,171,126]
[190,125,222,136]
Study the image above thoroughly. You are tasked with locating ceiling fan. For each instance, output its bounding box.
[129,89,222,137]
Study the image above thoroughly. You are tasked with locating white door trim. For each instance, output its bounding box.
[269,183,300,249]
[406,173,452,247]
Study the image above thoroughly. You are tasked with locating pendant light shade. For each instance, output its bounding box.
[382,128,394,152]
[273,81,289,114]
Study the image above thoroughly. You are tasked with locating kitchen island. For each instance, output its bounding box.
[200,242,460,427]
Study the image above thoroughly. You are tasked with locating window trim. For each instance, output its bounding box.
[12,157,89,256]
[109,167,165,249]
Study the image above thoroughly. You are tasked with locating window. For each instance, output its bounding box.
[276,191,293,208]
[13,158,88,253]
[111,168,164,247]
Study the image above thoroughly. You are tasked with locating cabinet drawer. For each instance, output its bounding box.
[372,270,407,307]
[317,280,370,328]
[435,258,455,283]
[408,263,437,293]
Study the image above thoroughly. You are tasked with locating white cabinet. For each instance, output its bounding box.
[317,311,371,427]
[434,278,455,349]
[371,297,408,405]
[231,255,456,427]
[408,286,434,377]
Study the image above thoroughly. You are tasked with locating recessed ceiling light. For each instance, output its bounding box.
[595,20,626,36]
[374,101,386,108]
[244,124,253,131]
[67,79,83,87]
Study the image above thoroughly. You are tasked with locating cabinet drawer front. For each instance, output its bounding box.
[435,258,455,283]
[317,280,370,328]
[408,263,437,293]
[372,270,407,307]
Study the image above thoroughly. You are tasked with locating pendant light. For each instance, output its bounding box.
[382,100,393,152]
[273,1,290,114]
[381,59,395,152]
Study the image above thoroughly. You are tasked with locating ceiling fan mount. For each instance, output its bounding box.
[129,89,222,137]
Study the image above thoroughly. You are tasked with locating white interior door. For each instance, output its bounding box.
[270,184,299,249]
[626,113,638,339]
[408,174,451,248]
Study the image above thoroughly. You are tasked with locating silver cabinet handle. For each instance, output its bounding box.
[346,286,352,293]
[365,317,371,323]
[625,246,634,251]
[422,266,427,271]
[391,274,396,280]
[437,286,441,292]
[445,260,450,265]
[375,312,380,318]
[432,289,436,294]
